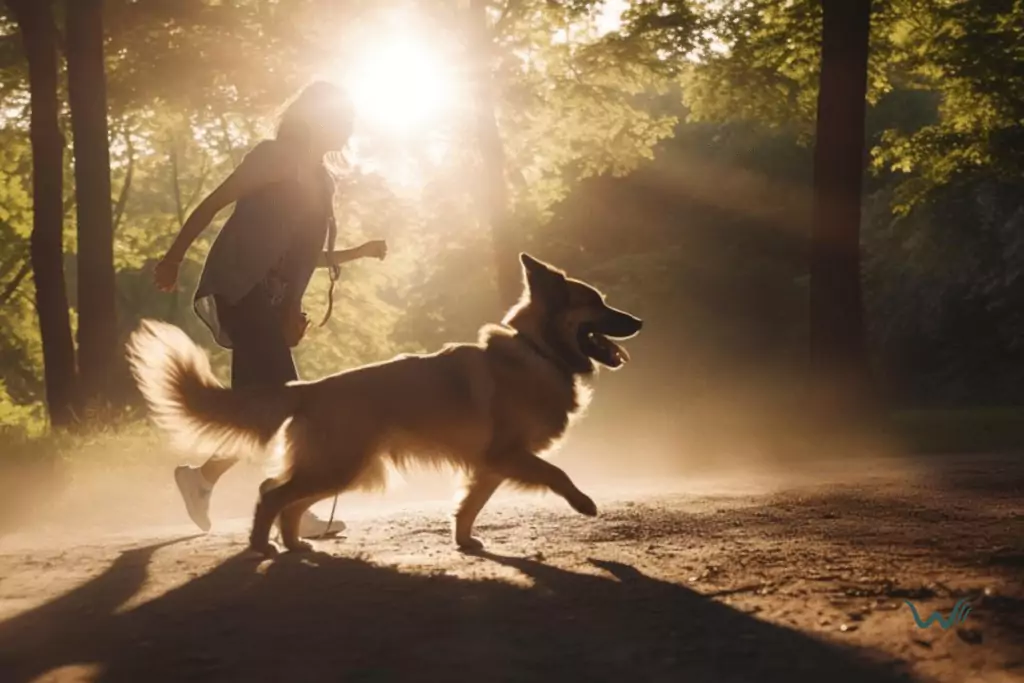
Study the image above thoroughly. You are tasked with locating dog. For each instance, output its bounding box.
[128,253,642,556]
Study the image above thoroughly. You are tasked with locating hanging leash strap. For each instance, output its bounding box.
[319,215,340,328]
[324,493,340,537]
[319,212,341,530]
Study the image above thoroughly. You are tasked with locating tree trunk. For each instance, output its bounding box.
[469,0,521,312]
[8,0,79,427]
[67,0,120,409]
[808,0,873,418]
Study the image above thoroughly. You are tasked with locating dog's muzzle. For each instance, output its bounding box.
[578,310,642,369]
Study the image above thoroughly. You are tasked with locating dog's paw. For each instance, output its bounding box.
[455,536,485,552]
[284,539,315,554]
[245,541,280,559]
[570,494,598,517]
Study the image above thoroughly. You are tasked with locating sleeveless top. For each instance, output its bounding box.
[193,140,334,349]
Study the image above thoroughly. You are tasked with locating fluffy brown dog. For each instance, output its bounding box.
[128,254,642,556]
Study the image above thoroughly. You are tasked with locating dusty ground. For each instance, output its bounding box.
[0,453,1021,683]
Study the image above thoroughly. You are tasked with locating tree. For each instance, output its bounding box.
[468,0,520,310]
[618,0,881,414]
[808,0,874,414]
[6,0,78,427]
[67,0,120,408]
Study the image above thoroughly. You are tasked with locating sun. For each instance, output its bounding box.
[340,33,460,137]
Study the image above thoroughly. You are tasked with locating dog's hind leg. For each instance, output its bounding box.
[498,453,597,517]
[276,425,373,553]
[277,492,341,552]
[277,497,316,553]
[249,475,329,556]
[453,470,504,551]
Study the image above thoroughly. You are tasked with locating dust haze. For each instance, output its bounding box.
[0,338,919,546]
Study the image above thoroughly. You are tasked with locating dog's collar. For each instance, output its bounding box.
[514,332,576,378]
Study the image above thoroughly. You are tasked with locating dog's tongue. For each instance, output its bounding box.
[594,334,630,364]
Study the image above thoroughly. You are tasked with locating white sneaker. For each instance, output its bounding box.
[174,465,213,532]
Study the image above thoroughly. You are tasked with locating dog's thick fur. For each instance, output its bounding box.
[128,254,642,556]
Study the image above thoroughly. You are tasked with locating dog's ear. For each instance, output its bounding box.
[520,252,568,306]
[520,253,564,281]
[520,252,546,272]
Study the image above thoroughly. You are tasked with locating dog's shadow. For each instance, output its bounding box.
[0,540,915,682]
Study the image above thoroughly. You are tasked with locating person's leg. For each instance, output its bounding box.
[175,286,343,538]
[173,453,240,531]
[174,290,267,532]
[172,334,252,532]
[200,455,239,484]
[227,297,346,540]
[246,332,346,539]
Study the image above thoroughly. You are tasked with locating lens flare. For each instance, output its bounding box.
[343,34,458,136]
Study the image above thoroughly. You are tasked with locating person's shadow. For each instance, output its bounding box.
[0,539,916,682]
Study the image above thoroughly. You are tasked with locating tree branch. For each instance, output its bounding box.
[169,136,185,228]
[184,150,211,215]
[0,259,31,306]
[51,9,65,56]
[0,243,26,281]
[112,127,134,233]
[219,114,240,166]
[492,0,524,38]
[62,191,76,217]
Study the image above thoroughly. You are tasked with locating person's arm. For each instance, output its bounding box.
[154,143,292,291]
[316,239,388,269]
[315,245,366,269]
[166,157,284,261]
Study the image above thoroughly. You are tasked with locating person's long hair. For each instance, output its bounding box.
[275,80,355,172]
[274,80,354,326]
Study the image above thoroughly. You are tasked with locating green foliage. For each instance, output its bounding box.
[0,378,44,437]
[678,0,824,140]
[1,0,684,428]
[872,1,1024,211]
[0,125,43,406]
[495,1,679,219]
[3,0,1024,443]
[621,0,1023,213]
[863,176,1024,405]
[604,0,1024,407]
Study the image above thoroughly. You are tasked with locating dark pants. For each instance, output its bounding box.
[215,284,297,390]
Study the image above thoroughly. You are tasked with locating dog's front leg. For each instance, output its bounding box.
[499,453,597,517]
[453,471,504,551]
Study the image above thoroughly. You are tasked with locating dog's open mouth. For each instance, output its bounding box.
[578,326,631,368]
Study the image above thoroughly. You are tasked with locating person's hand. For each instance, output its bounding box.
[154,255,181,292]
[361,239,388,261]
[283,307,310,348]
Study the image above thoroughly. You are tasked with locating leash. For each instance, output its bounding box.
[316,203,342,526]
[318,215,340,328]
[324,491,339,536]
[319,216,341,532]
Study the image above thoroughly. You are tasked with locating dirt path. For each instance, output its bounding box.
[0,454,1021,682]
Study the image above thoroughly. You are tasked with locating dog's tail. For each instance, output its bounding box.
[127,319,298,458]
